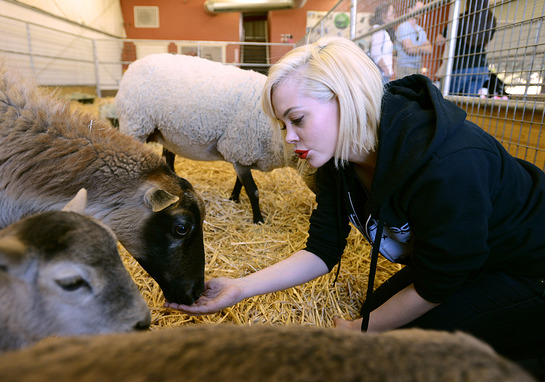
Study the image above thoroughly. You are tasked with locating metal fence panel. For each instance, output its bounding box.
[0,14,295,92]
[1,2,544,169]
[305,0,545,170]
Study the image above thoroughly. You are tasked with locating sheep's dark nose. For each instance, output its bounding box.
[163,278,205,306]
[134,316,151,331]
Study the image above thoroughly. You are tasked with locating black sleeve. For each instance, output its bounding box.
[304,163,351,271]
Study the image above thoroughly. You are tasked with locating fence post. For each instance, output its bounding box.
[25,23,35,78]
[92,39,102,98]
[443,0,461,96]
[320,19,325,37]
[350,0,358,40]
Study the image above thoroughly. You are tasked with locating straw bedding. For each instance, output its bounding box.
[71,99,401,330]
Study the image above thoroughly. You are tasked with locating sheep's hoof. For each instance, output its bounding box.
[253,213,264,224]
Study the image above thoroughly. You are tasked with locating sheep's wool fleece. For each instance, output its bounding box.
[0,326,536,382]
[116,54,284,170]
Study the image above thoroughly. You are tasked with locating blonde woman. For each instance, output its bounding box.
[167,37,545,376]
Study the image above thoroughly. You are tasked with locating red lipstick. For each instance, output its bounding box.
[295,150,309,159]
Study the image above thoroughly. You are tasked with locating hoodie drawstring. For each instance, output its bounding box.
[361,213,384,332]
[332,171,345,286]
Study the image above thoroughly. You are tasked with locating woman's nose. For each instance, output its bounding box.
[285,128,298,144]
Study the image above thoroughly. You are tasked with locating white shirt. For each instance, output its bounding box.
[370,25,394,78]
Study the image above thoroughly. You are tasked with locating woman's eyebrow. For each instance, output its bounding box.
[283,106,298,117]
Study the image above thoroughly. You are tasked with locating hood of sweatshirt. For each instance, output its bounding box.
[368,75,468,214]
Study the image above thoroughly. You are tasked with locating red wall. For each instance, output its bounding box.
[268,0,337,43]
[120,1,449,79]
[120,0,340,66]
[120,0,337,43]
[120,0,240,41]
[267,0,337,63]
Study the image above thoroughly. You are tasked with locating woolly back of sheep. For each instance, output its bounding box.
[0,64,166,224]
[116,53,288,171]
[0,326,535,382]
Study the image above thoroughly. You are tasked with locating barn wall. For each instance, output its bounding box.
[0,0,125,37]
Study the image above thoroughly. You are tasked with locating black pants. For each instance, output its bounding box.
[360,266,545,362]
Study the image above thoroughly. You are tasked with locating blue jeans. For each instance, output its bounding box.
[449,66,489,96]
[360,266,545,361]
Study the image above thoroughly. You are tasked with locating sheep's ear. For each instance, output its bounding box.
[144,187,179,212]
[0,236,26,274]
[62,188,87,213]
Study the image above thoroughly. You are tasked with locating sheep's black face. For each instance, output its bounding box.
[139,189,205,305]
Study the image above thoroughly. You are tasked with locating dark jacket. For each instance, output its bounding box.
[441,10,496,71]
[305,75,545,304]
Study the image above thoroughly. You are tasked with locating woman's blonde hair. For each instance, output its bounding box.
[262,36,384,168]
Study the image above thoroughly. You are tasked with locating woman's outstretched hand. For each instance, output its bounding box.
[164,277,244,315]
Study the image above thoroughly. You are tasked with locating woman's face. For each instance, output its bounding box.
[385,5,395,23]
[272,79,339,169]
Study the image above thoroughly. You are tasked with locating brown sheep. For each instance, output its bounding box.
[0,325,536,381]
[0,61,205,305]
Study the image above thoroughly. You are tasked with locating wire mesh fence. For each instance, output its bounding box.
[306,0,545,169]
[1,1,544,168]
[0,14,294,93]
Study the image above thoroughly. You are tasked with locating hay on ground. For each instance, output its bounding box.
[71,99,401,330]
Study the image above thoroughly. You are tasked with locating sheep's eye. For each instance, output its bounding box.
[174,224,190,237]
[56,276,90,292]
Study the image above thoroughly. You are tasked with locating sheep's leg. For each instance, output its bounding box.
[162,148,176,172]
[229,178,243,203]
[231,165,264,224]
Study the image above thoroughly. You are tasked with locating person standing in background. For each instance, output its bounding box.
[395,0,432,78]
[435,0,496,96]
[369,2,396,82]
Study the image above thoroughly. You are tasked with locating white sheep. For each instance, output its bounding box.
[0,60,205,305]
[0,189,151,352]
[98,102,118,127]
[0,325,536,381]
[115,53,308,224]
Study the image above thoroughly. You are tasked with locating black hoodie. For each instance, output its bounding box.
[305,75,545,304]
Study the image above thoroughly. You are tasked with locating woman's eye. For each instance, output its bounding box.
[291,116,303,126]
[56,276,90,292]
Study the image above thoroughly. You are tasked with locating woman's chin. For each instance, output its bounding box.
[306,156,331,169]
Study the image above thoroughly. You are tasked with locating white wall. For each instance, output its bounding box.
[0,0,125,90]
[0,0,125,38]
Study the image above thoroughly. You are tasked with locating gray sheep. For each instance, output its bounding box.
[0,325,535,381]
[0,61,205,305]
[0,189,151,352]
[115,53,306,224]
